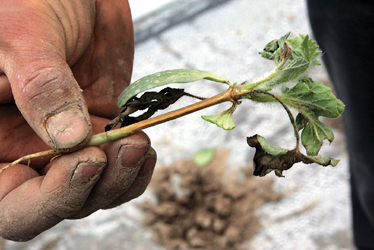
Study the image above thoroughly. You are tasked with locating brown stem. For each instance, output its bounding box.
[87,87,234,146]
[1,87,243,173]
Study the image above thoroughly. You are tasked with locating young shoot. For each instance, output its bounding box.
[1,32,345,177]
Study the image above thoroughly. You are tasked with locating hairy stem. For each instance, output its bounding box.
[241,67,279,90]
[250,90,300,147]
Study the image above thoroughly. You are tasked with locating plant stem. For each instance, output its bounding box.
[87,87,234,146]
[1,87,240,173]
[0,150,60,173]
[242,68,278,90]
[251,90,300,147]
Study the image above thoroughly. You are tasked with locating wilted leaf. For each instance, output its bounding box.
[202,112,236,131]
[247,134,339,177]
[118,69,229,108]
[107,88,186,131]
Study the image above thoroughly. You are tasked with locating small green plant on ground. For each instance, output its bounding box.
[1,32,345,177]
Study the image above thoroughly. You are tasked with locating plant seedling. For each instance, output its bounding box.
[1,32,345,177]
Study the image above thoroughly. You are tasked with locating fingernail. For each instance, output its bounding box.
[71,162,105,187]
[46,110,90,149]
[138,156,156,177]
[119,146,149,168]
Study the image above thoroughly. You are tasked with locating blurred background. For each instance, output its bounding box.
[1,0,353,249]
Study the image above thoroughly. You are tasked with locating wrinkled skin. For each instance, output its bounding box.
[0,0,156,241]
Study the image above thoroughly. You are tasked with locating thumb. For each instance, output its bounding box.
[0,1,94,150]
[14,66,92,151]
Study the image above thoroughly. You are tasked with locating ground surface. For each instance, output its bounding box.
[2,0,353,249]
[141,150,282,250]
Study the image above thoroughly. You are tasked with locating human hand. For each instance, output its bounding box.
[0,0,156,241]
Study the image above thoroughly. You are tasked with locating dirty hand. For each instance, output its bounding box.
[0,0,156,241]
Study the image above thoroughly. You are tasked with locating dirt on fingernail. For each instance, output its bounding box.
[141,149,283,250]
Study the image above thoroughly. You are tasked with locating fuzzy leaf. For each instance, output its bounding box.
[259,51,276,60]
[278,32,291,49]
[117,69,229,107]
[202,112,236,131]
[248,33,322,90]
[272,34,321,85]
[263,39,279,53]
[281,78,345,118]
[279,78,345,155]
[287,34,321,67]
[247,134,339,177]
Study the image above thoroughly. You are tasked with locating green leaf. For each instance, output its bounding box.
[247,134,339,177]
[271,34,321,86]
[245,33,323,90]
[287,34,321,67]
[263,39,279,53]
[281,78,345,118]
[301,117,334,156]
[193,148,215,166]
[259,51,276,60]
[279,78,345,155]
[117,69,229,108]
[278,31,291,49]
[202,112,236,130]
[295,113,309,131]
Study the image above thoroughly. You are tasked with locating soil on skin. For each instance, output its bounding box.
[141,150,283,250]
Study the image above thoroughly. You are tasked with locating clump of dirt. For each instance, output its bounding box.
[141,150,282,250]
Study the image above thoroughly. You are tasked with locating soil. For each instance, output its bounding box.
[141,149,283,250]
